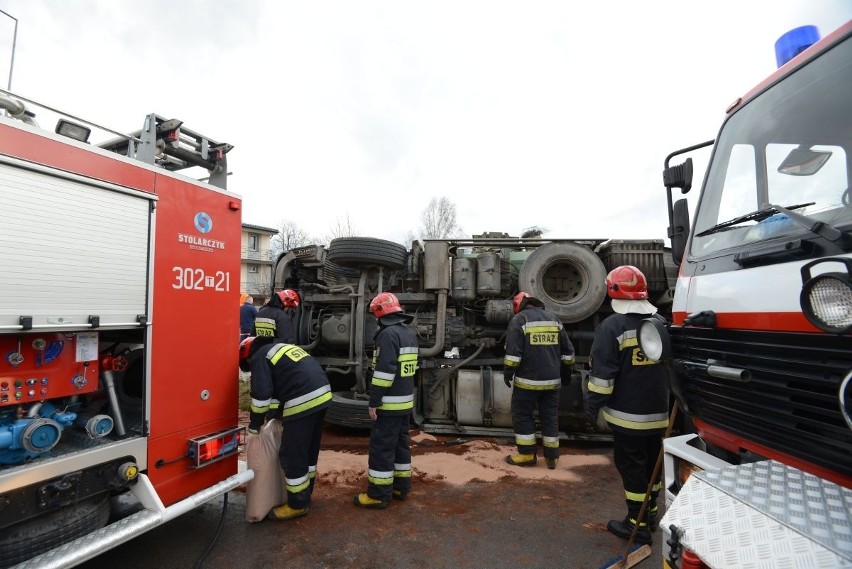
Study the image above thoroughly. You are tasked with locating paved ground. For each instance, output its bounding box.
[77,426,664,569]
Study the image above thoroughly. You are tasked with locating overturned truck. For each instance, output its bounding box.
[273,233,675,438]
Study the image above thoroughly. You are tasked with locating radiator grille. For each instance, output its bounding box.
[671,327,852,477]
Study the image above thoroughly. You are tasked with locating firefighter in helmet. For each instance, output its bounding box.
[353,292,420,509]
[585,265,670,544]
[254,289,299,343]
[503,291,575,469]
[240,335,332,520]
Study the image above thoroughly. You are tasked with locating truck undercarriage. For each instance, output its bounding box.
[273,233,677,439]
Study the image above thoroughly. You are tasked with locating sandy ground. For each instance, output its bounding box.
[318,431,611,485]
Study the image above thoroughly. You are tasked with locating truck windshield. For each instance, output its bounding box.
[691,36,852,257]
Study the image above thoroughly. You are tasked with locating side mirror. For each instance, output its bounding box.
[663,158,694,195]
[671,199,691,266]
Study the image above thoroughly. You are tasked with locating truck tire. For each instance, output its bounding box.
[325,391,372,429]
[322,259,361,285]
[327,237,408,269]
[0,495,110,567]
[518,242,607,323]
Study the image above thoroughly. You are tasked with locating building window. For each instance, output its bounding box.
[248,265,259,274]
[248,234,259,252]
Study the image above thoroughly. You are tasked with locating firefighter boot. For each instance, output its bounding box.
[392,489,408,501]
[606,517,652,544]
[545,457,558,470]
[353,493,388,509]
[505,453,537,467]
[268,504,309,521]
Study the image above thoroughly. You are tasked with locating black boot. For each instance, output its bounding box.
[606,517,652,544]
[647,506,659,532]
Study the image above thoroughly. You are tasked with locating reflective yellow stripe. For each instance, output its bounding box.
[282,390,332,417]
[625,490,647,502]
[603,409,669,430]
[542,436,559,449]
[515,377,560,390]
[372,377,393,387]
[255,319,276,336]
[269,344,309,364]
[504,355,521,366]
[368,468,394,486]
[587,383,612,395]
[380,400,414,411]
[515,433,536,446]
[587,376,613,395]
[287,480,311,493]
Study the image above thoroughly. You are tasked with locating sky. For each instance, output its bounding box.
[0,1,850,246]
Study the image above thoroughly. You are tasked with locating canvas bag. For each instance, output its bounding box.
[245,419,286,522]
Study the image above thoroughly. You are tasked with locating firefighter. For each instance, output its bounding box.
[503,291,575,469]
[353,292,419,509]
[585,265,669,545]
[254,289,299,343]
[240,335,332,520]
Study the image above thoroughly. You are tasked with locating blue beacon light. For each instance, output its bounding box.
[774,25,821,68]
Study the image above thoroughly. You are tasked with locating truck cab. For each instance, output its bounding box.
[641,22,852,569]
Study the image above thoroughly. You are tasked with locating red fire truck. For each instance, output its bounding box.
[0,91,252,567]
[639,22,852,568]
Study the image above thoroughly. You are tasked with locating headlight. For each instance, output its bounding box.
[638,318,671,362]
[800,258,852,334]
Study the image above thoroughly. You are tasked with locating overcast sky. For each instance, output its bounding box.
[0,1,849,245]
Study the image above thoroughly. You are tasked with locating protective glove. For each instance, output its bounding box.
[560,365,574,386]
[504,373,513,388]
[595,409,612,433]
[248,411,265,434]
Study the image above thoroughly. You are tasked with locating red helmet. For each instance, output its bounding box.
[606,265,648,300]
[277,289,300,308]
[512,292,531,314]
[239,336,255,371]
[370,292,402,318]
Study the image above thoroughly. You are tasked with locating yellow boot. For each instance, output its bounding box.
[505,453,537,467]
[353,493,388,509]
[268,504,309,521]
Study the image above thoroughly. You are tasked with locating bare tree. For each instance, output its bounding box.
[323,214,359,241]
[420,196,464,239]
[271,219,312,255]
[247,268,273,299]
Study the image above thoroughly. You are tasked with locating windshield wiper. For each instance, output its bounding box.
[769,203,851,246]
[696,202,814,237]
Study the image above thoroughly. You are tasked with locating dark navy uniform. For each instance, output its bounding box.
[586,311,669,533]
[254,293,297,343]
[248,341,332,509]
[366,313,419,502]
[504,304,575,460]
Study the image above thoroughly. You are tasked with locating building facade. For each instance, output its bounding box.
[241,223,278,300]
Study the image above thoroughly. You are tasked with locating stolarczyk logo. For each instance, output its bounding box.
[194,212,213,233]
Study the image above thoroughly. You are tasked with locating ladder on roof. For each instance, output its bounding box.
[98,113,233,189]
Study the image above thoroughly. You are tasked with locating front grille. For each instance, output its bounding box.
[671,327,852,477]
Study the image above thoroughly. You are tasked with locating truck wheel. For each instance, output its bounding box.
[327,237,407,269]
[325,391,372,429]
[518,243,607,323]
[0,495,110,566]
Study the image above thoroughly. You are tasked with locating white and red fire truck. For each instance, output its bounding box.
[639,22,852,568]
[0,91,252,568]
